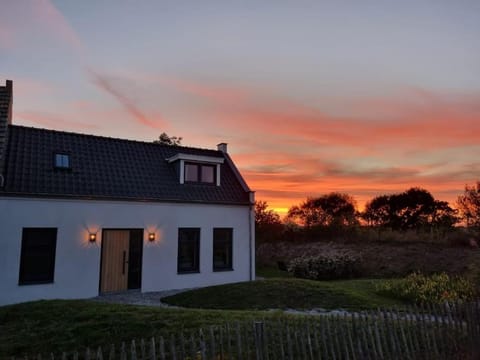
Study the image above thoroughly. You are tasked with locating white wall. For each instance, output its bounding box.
[0,197,254,306]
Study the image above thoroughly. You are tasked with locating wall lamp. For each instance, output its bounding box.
[148,233,156,242]
[89,232,97,243]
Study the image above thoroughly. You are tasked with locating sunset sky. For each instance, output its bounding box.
[1,1,479,214]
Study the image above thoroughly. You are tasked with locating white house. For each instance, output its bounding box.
[0,80,255,306]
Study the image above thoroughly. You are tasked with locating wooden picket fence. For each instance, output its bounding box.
[12,301,480,360]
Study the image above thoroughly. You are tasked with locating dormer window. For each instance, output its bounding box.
[166,153,224,186]
[185,162,216,184]
[54,153,70,169]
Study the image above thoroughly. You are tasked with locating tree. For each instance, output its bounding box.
[255,201,283,243]
[287,193,358,227]
[391,187,436,230]
[362,188,458,231]
[457,181,480,228]
[362,195,391,226]
[153,132,183,146]
[255,200,281,226]
[430,200,459,229]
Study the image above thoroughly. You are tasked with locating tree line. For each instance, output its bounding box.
[256,182,480,243]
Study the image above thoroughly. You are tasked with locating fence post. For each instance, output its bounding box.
[96,346,104,360]
[209,326,216,360]
[254,321,265,360]
[130,340,137,360]
[158,336,166,360]
[149,338,156,360]
[235,322,243,360]
[108,344,115,360]
[199,329,207,360]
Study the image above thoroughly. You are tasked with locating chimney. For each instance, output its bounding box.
[0,79,13,186]
[217,143,228,153]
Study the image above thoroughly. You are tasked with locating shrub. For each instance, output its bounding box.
[376,272,476,304]
[287,254,362,280]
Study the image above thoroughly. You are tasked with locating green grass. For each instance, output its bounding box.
[256,266,292,278]
[0,275,405,357]
[0,300,286,357]
[163,278,405,311]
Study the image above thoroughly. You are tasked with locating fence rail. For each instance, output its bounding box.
[11,302,480,360]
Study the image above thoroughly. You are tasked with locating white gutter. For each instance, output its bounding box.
[248,191,256,281]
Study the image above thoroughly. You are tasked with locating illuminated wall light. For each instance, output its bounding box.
[148,233,156,242]
[89,233,97,242]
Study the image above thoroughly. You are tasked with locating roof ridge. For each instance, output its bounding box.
[8,124,222,153]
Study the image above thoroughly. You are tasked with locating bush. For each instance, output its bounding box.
[287,254,362,280]
[376,272,476,304]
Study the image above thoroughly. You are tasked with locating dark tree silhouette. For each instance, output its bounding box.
[153,132,183,146]
[255,201,283,243]
[430,200,459,229]
[362,195,391,227]
[287,193,358,227]
[255,200,281,226]
[362,188,457,231]
[457,181,480,228]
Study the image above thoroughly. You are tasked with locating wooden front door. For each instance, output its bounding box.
[100,229,143,293]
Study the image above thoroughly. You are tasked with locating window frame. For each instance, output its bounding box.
[53,152,71,170]
[184,162,216,184]
[18,228,57,285]
[213,228,233,272]
[177,228,200,274]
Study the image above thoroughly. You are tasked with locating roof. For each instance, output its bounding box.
[0,125,251,205]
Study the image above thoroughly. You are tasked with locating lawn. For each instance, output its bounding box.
[0,273,405,357]
[162,277,405,311]
[0,300,285,357]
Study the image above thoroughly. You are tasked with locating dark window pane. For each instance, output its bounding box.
[201,165,215,183]
[178,228,200,273]
[19,228,57,285]
[213,228,233,271]
[185,163,199,182]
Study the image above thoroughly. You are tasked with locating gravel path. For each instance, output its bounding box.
[91,290,354,316]
[91,289,194,307]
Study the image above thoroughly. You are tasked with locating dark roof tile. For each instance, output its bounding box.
[0,125,251,205]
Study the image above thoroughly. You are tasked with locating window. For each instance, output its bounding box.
[201,165,215,183]
[184,162,216,184]
[178,228,200,273]
[185,163,199,182]
[213,228,233,271]
[19,228,57,285]
[54,153,70,169]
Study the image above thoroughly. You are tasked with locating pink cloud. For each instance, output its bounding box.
[35,0,85,52]
[0,0,84,53]
[88,69,168,129]
[0,23,14,49]
[157,76,248,104]
[207,91,480,152]
[214,86,480,210]
[14,78,54,97]
[16,111,99,130]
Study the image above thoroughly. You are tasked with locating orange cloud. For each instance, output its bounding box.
[215,87,480,212]
[48,70,479,213]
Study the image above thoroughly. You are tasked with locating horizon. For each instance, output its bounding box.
[1,0,479,213]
